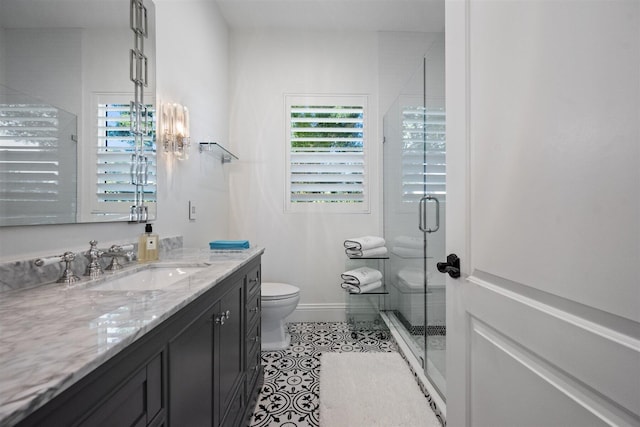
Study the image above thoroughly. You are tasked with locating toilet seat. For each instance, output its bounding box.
[262,282,299,300]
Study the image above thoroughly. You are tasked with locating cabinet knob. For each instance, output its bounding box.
[215,310,230,325]
[250,307,259,313]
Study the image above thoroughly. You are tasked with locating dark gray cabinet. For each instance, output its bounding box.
[16,256,263,427]
[244,264,262,403]
[216,280,245,427]
[169,278,245,427]
[168,305,215,427]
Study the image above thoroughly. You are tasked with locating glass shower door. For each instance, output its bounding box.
[421,38,446,396]
[382,37,446,398]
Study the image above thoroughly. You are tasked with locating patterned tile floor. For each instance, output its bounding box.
[249,322,397,427]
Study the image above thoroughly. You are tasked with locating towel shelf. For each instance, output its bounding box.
[344,256,389,337]
[198,142,238,163]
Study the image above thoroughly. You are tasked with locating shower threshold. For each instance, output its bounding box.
[379,311,446,426]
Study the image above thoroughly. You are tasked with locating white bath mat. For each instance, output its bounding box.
[319,352,440,427]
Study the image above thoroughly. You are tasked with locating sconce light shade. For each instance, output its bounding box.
[161,102,190,160]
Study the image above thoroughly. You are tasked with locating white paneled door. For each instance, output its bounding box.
[446,1,640,426]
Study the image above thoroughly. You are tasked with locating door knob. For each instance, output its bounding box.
[437,254,461,278]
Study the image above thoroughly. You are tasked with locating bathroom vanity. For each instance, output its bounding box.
[0,248,263,427]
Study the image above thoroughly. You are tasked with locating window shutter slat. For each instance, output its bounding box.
[288,101,365,206]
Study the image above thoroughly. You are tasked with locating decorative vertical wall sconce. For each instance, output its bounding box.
[160,102,190,160]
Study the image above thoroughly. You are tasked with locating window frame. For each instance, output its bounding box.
[284,94,370,214]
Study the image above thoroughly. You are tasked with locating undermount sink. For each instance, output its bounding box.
[89,265,205,291]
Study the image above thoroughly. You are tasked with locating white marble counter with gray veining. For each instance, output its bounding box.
[0,247,264,426]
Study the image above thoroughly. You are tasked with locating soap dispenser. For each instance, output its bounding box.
[138,224,159,262]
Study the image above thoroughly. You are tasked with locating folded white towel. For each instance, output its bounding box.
[344,236,386,251]
[390,246,422,258]
[341,281,382,294]
[341,266,383,286]
[393,235,423,249]
[345,246,388,258]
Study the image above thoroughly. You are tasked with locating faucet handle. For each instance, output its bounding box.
[35,255,64,267]
[35,251,81,284]
[105,245,135,270]
[85,240,105,278]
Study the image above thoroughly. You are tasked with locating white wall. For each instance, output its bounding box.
[227,30,436,320]
[227,29,380,319]
[0,27,6,88]
[378,32,441,115]
[149,0,231,248]
[0,0,230,261]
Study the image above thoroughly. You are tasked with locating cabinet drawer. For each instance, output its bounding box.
[246,265,261,296]
[79,353,163,427]
[245,343,262,400]
[246,320,260,359]
[245,289,261,328]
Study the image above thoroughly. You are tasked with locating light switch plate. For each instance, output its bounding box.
[189,201,196,220]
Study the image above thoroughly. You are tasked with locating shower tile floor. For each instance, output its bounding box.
[249,322,397,427]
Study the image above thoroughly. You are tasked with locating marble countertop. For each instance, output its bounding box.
[0,247,264,427]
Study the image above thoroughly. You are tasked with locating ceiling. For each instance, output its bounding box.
[215,0,445,32]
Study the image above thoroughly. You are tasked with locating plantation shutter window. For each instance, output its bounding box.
[286,95,368,213]
[401,106,446,203]
[94,98,156,217]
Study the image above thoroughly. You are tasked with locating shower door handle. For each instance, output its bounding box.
[418,195,440,233]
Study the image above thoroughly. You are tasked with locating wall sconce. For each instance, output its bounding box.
[160,102,190,160]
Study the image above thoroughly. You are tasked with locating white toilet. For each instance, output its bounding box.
[261,282,300,351]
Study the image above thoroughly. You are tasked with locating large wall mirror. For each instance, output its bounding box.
[0,0,156,226]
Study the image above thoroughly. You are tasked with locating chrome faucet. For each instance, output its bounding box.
[35,251,81,284]
[84,240,105,278]
[35,241,136,284]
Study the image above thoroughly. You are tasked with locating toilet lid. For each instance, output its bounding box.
[262,282,299,299]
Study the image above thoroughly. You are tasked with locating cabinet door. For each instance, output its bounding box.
[216,279,244,426]
[168,305,216,427]
[77,353,163,427]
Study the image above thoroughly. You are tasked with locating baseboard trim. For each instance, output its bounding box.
[286,303,347,323]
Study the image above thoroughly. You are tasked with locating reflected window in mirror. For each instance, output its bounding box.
[0,85,78,225]
[78,93,156,222]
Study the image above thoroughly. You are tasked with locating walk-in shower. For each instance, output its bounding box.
[381,37,446,399]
